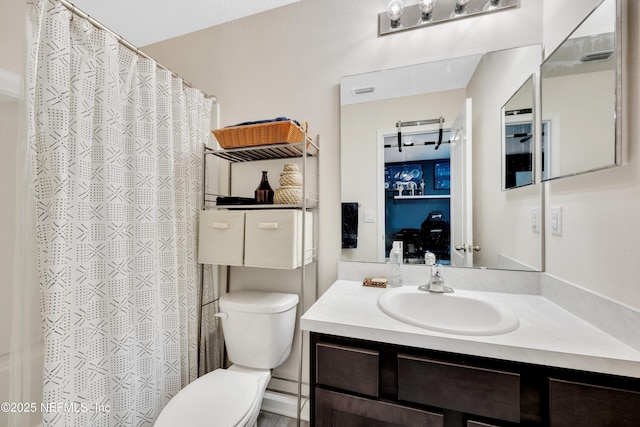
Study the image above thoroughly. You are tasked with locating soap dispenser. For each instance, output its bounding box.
[389,241,403,288]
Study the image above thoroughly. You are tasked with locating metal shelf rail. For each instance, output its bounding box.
[199,133,319,426]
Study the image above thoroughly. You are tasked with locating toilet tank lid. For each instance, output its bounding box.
[219,291,299,314]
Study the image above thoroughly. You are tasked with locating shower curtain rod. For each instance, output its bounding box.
[57,0,217,102]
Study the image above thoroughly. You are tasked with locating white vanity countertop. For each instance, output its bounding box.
[300,280,640,378]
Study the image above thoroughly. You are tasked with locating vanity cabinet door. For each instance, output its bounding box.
[397,354,521,423]
[549,378,640,426]
[316,342,379,397]
[315,388,444,427]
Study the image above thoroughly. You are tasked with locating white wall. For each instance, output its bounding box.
[0,75,42,427]
[540,0,640,309]
[145,0,640,310]
[0,94,18,427]
[1,3,43,426]
[143,0,542,391]
[143,0,543,296]
[0,0,26,75]
[542,70,616,176]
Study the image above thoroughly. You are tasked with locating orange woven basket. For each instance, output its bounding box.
[212,120,307,149]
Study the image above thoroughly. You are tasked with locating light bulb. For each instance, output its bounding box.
[454,0,470,15]
[386,0,404,29]
[418,0,436,23]
[482,0,501,11]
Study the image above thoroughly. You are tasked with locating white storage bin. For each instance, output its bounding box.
[198,210,245,265]
[244,210,313,269]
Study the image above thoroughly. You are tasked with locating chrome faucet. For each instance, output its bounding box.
[418,263,453,293]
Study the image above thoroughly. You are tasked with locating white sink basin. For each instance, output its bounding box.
[377,286,520,336]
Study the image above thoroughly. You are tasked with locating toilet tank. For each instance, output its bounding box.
[218,291,299,369]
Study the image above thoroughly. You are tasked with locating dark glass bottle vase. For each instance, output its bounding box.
[255,170,274,204]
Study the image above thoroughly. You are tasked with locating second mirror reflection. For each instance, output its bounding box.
[503,75,535,191]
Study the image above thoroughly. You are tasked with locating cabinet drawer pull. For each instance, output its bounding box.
[209,222,231,229]
[257,222,279,229]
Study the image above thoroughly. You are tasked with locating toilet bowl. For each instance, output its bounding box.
[154,366,270,427]
[154,291,299,427]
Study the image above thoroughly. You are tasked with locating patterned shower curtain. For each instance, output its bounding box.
[25,1,212,425]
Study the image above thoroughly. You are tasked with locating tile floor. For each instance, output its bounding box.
[257,411,309,427]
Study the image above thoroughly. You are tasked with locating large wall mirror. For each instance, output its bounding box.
[340,44,543,272]
[541,0,621,180]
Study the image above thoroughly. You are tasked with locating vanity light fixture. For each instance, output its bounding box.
[379,0,519,37]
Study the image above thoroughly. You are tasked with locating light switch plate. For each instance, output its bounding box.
[531,207,540,234]
[550,206,562,236]
[363,211,375,223]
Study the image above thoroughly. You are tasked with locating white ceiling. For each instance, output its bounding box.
[71,0,300,47]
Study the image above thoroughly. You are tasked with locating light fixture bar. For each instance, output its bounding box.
[379,0,519,37]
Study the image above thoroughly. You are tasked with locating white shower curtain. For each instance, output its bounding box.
[23,1,212,425]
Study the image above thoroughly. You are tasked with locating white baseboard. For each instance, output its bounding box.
[261,390,309,422]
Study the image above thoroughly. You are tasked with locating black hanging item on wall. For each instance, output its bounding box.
[395,117,446,152]
[342,202,359,248]
[255,171,274,204]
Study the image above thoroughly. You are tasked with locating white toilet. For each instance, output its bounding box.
[155,291,299,427]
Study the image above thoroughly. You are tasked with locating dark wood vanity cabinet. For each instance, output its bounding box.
[310,333,640,427]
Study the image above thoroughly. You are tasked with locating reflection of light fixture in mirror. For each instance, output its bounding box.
[418,0,436,24]
[454,0,470,15]
[483,0,501,11]
[387,0,404,29]
[352,86,376,95]
[579,50,614,63]
[379,0,520,36]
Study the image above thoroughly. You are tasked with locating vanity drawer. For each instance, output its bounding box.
[397,354,520,423]
[315,388,444,427]
[316,342,379,397]
[549,378,640,426]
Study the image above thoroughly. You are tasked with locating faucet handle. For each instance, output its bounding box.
[424,251,436,266]
[429,263,453,293]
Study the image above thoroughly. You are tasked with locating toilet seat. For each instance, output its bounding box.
[154,369,258,427]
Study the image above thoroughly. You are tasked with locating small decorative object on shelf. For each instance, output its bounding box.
[279,163,303,186]
[255,171,274,204]
[275,163,303,204]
